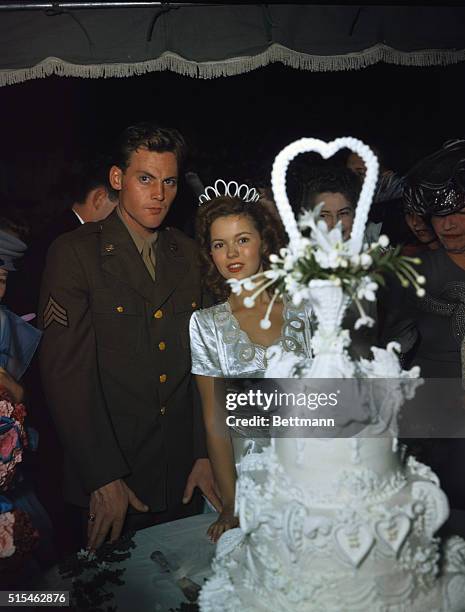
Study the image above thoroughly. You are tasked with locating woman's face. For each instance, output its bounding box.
[405,212,437,245]
[315,192,355,241]
[210,214,263,281]
[0,269,7,301]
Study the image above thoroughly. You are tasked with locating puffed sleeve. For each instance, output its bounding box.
[189,309,223,377]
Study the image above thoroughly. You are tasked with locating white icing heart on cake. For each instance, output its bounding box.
[375,513,411,555]
[334,525,375,567]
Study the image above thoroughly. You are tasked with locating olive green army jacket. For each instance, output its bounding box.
[38,210,207,510]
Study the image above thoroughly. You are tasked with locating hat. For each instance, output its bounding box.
[0,229,27,271]
[402,188,416,214]
[405,139,465,216]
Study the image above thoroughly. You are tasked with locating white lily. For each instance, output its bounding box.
[354,315,375,330]
[378,234,390,248]
[360,253,373,269]
[298,207,319,230]
[228,279,243,295]
[243,278,257,291]
[357,278,378,302]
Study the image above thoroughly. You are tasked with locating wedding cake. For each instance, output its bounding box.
[199,138,465,611]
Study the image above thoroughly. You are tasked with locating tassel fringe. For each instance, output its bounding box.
[1,43,465,86]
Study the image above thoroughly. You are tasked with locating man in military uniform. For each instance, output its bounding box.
[39,123,219,550]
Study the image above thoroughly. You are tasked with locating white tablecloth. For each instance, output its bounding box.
[43,513,217,611]
[42,510,465,611]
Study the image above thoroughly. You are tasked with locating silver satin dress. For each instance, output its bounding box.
[189,299,313,462]
[189,299,312,379]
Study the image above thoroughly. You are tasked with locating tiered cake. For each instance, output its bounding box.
[201,429,465,611]
[199,138,465,611]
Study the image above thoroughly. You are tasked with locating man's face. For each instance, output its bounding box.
[431,207,465,252]
[110,148,178,236]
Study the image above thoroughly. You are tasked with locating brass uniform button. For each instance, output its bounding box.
[153,309,163,319]
[191,301,197,308]
[158,341,166,351]
[159,374,167,383]
[160,406,166,416]
[116,306,124,313]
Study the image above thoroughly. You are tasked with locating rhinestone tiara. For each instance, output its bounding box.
[198,179,260,206]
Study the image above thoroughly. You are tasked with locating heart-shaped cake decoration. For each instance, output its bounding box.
[375,514,411,555]
[271,137,379,255]
[334,525,374,567]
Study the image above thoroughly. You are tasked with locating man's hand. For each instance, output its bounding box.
[87,479,148,551]
[0,367,24,403]
[182,458,222,512]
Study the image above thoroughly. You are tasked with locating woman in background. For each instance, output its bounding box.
[302,167,378,358]
[401,189,440,256]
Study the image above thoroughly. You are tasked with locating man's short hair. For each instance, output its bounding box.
[113,122,187,171]
[303,166,361,210]
[57,154,117,206]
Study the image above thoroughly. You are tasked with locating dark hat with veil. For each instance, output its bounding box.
[403,138,465,216]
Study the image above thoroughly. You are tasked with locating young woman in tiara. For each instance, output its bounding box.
[189,181,313,542]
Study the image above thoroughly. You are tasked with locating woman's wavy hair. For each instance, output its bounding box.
[302,166,361,211]
[195,196,286,303]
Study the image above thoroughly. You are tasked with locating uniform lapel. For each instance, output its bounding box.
[100,212,186,307]
[100,211,157,304]
[152,229,186,310]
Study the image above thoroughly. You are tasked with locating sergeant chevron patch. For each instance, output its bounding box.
[43,295,69,329]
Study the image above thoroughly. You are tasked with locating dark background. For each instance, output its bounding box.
[1,59,464,234]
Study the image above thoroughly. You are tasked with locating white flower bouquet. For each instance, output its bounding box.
[229,203,425,331]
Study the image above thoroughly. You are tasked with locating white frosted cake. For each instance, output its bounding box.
[199,137,465,611]
[200,435,465,611]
